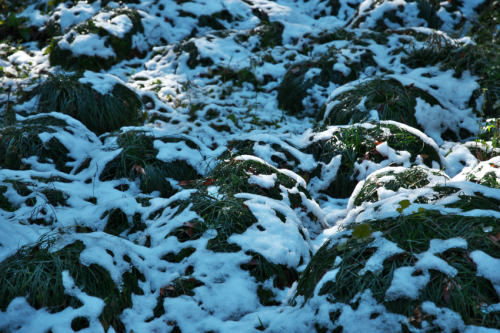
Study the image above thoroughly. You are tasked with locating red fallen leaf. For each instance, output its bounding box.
[291,67,301,74]
[183,222,198,238]
[420,154,430,159]
[156,122,162,127]
[177,180,194,186]
[131,163,146,175]
[408,83,415,89]
[242,204,250,210]
[362,154,370,161]
[203,178,215,185]
[496,232,500,239]
[244,258,259,266]
[184,277,197,282]
[374,141,384,145]
[489,235,499,243]
[164,18,169,23]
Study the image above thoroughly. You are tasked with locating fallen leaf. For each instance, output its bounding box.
[177,180,194,186]
[420,154,430,159]
[244,258,259,266]
[183,222,198,238]
[443,280,451,304]
[291,67,301,74]
[131,163,146,175]
[374,141,385,145]
[203,178,215,185]
[489,235,498,243]
[476,150,484,161]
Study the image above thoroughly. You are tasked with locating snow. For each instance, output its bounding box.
[0,0,499,331]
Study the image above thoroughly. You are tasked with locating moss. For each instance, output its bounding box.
[304,123,442,198]
[100,131,200,198]
[0,235,145,333]
[295,210,500,330]
[49,7,146,72]
[23,73,143,136]
[0,115,75,172]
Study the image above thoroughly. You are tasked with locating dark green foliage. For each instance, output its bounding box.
[0,185,15,212]
[100,130,200,198]
[165,276,205,297]
[252,22,284,50]
[41,187,69,207]
[102,208,130,237]
[173,41,214,69]
[353,167,447,206]
[162,247,196,263]
[49,7,146,71]
[0,234,145,333]
[221,139,300,170]
[304,123,442,198]
[351,0,443,32]
[278,50,376,115]
[317,77,443,132]
[23,73,143,135]
[402,36,500,117]
[295,211,500,329]
[0,115,74,172]
[166,194,257,253]
[445,192,500,213]
[198,10,234,30]
[241,251,299,289]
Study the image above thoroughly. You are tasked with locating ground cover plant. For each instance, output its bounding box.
[0,0,500,332]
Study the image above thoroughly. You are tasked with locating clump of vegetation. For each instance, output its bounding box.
[353,166,449,206]
[0,185,15,212]
[172,41,214,69]
[23,73,143,135]
[165,192,302,304]
[317,77,469,139]
[350,0,444,32]
[221,139,301,170]
[304,123,442,198]
[100,130,200,198]
[48,7,147,71]
[465,157,500,189]
[0,234,146,333]
[0,115,74,172]
[294,210,500,331]
[278,49,377,115]
[401,33,500,118]
[251,21,284,51]
[198,10,235,31]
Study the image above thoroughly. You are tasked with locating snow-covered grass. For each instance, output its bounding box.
[0,0,499,332]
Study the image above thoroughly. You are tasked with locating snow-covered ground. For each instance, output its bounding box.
[0,0,499,332]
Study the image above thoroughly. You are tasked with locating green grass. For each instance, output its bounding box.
[23,73,143,136]
[316,77,446,132]
[278,49,377,115]
[48,7,146,71]
[401,35,500,118]
[0,234,146,333]
[303,123,442,198]
[353,166,448,206]
[221,139,300,170]
[99,130,200,198]
[295,210,500,330]
[172,41,214,70]
[0,115,74,172]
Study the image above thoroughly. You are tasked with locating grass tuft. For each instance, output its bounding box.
[100,130,200,198]
[23,73,143,136]
[0,115,74,172]
[0,234,145,333]
[295,210,500,330]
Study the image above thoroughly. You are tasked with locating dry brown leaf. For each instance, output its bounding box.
[131,163,146,175]
[489,235,498,243]
[177,180,194,186]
